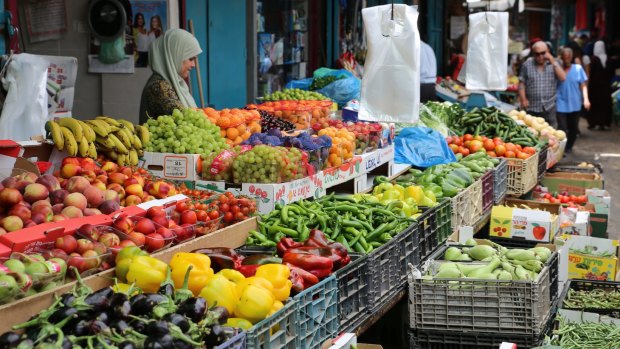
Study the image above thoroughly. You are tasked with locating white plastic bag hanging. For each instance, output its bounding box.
[0,54,48,141]
[465,12,509,90]
[358,4,420,123]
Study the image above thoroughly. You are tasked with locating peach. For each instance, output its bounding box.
[124,195,142,206]
[23,183,49,203]
[60,163,82,179]
[106,183,125,199]
[108,173,128,186]
[80,158,98,172]
[23,220,36,228]
[119,166,133,177]
[61,206,84,219]
[0,188,23,207]
[52,214,69,222]
[84,186,104,208]
[134,218,156,235]
[143,195,156,202]
[83,208,102,216]
[32,213,48,224]
[8,204,31,222]
[66,176,90,193]
[32,200,52,210]
[125,184,143,197]
[36,174,61,192]
[101,161,118,173]
[92,180,107,192]
[151,215,169,228]
[64,192,87,211]
[113,215,133,233]
[32,205,53,222]
[96,175,109,185]
[104,190,120,204]
[132,175,145,188]
[82,170,97,183]
[124,178,139,187]
[1,177,17,189]
[52,204,65,215]
[146,206,166,218]
[14,180,30,193]
[1,215,23,232]
[17,172,38,183]
[62,157,81,167]
[98,200,120,214]
[49,189,68,205]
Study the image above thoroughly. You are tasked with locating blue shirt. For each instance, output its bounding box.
[556,64,587,113]
[420,41,437,84]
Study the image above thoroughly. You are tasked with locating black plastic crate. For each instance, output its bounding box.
[493,158,507,204]
[335,254,370,332]
[481,170,494,213]
[396,221,421,285]
[367,232,401,310]
[559,279,620,318]
[537,144,549,182]
[417,199,452,261]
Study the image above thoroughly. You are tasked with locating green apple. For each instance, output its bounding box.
[3,259,25,273]
[0,274,19,301]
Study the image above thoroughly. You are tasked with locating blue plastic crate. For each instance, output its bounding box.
[215,330,246,349]
[294,276,339,349]
[246,299,298,349]
[335,254,370,332]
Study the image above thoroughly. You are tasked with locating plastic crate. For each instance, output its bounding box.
[537,144,549,182]
[335,254,370,332]
[409,261,553,335]
[493,158,507,204]
[450,179,483,232]
[417,199,452,261]
[546,139,567,169]
[481,170,494,213]
[215,330,246,349]
[505,152,539,196]
[367,234,401,310]
[559,279,620,318]
[396,221,421,285]
[246,299,298,349]
[409,312,555,349]
[294,275,339,349]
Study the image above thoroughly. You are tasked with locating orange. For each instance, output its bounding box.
[226,127,240,140]
[218,117,230,128]
[241,131,251,140]
[236,124,247,135]
[234,136,243,145]
[220,130,227,138]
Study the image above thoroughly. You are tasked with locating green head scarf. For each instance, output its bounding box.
[149,28,202,108]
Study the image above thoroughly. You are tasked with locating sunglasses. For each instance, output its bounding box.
[534,51,547,56]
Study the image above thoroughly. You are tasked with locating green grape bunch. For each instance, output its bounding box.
[263,88,328,101]
[232,145,308,183]
[143,108,229,155]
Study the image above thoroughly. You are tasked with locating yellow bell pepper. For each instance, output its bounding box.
[234,284,274,324]
[199,274,238,314]
[255,264,292,302]
[125,256,168,293]
[404,185,425,204]
[169,253,214,295]
[235,276,273,296]
[217,269,246,284]
[268,300,284,317]
[225,318,253,330]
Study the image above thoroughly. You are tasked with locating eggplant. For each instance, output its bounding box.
[146,321,169,337]
[171,340,193,349]
[90,320,110,335]
[130,319,146,332]
[0,331,21,348]
[60,337,73,349]
[110,319,131,334]
[67,320,91,336]
[114,300,132,319]
[59,293,76,307]
[110,292,128,306]
[144,334,173,349]
[176,297,207,323]
[163,313,190,333]
[94,311,110,324]
[130,293,167,316]
[48,307,78,324]
[84,287,114,311]
[203,325,227,347]
[117,342,136,349]
[209,306,230,325]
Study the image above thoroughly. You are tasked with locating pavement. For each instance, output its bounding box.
[563,118,619,239]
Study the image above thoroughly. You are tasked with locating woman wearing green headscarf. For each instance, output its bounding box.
[139,28,202,124]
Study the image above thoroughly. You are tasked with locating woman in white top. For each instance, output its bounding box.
[149,15,163,41]
[134,13,150,67]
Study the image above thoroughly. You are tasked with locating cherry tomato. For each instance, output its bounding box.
[230,205,240,214]
[223,212,234,223]
[219,203,230,213]
[241,207,250,215]
[196,210,208,222]
[208,210,220,220]
[219,195,229,204]
[176,201,189,213]
[234,212,245,221]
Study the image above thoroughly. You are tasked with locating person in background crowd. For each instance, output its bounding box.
[586,41,613,130]
[139,29,202,124]
[134,13,150,67]
[149,15,163,40]
[518,41,567,129]
[420,40,437,103]
[556,48,590,154]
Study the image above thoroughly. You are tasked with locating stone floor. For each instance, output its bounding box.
[563,118,619,239]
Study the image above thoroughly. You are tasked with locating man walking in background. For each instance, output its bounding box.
[518,41,567,128]
[420,40,437,103]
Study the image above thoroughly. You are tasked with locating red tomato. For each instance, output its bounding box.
[175,201,189,213]
[196,210,208,222]
[463,134,474,141]
[219,203,230,212]
[223,212,234,223]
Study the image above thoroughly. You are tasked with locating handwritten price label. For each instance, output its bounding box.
[164,156,188,178]
[365,152,382,171]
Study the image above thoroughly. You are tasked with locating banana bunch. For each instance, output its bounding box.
[45,116,150,167]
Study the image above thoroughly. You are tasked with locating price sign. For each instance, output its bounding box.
[164,156,188,178]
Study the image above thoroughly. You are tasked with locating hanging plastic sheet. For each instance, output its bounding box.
[358,4,420,123]
[465,12,509,91]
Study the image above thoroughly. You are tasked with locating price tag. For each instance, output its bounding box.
[458,226,474,244]
[164,156,188,178]
[365,152,382,171]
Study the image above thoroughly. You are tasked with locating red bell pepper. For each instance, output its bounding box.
[328,242,351,269]
[282,247,334,279]
[304,229,330,248]
[236,254,283,277]
[285,262,319,292]
[276,237,302,257]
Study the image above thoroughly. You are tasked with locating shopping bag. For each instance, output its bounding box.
[465,12,509,91]
[394,126,456,168]
[358,4,420,123]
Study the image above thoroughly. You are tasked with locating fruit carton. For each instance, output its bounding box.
[490,199,560,243]
[559,207,590,236]
[541,172,603,196]
[556,235,619,282]
[585,189,611,239]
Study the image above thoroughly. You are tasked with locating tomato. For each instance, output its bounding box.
[516,151,529,160]
[446,136,453,144]
[505,150,516,158]
[235,212,245,221]
[453,137,463,146]
[473,135,483,142]
[208,210,220,220]
[494,144,506,156]
[523,147,537,155]
[505,143,516,152]
[219,203,230,212]
[459,147,470,156]
[218,195,229,204]
[223,212,234,223]
[449,144,459,153]
[463,134,474,141]
[483,139,496,151]
[486,151,497,157]
[176,201,189,213]
[468,140,484,153]
[544,193,552,199]
[241,207,250,215]
[145,233,165,252]
[196,210,208,222]
[180,210,198,225]
[230,205,241,214]
[493,137,503,145]
[228,197,238,206]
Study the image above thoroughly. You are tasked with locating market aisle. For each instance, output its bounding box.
[564,119,619,239]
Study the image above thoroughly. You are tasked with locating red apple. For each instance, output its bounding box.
[134,218,156,235]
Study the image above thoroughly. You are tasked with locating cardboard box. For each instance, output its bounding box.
[490,199,560,242]
[541,172,603,196]
[0,217,257,333]
[556,235,619,281]
[586,189,611,238]
[142,152,200,181]
[559,207,590,236]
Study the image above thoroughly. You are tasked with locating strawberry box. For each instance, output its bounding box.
[490,199,560,243]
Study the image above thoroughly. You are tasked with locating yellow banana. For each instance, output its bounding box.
[132,134,143,150]
[108,133,129,154]
[58,118,83,141]
[95,136,115,150]
[117,153,128,166]
[106,150,118,161]
[60,127,78,156]
[118,119,135,133]
[86,120,110,137]
[96,116,122,127]
[129,149,138,166]
[88,142,98,158]
[79,120,96,142]
[115,128,133,149]
[46,121,64,150]
[78,136,89,157]
[135,125,150,146]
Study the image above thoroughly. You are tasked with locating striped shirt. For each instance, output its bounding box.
[519,58,559,112]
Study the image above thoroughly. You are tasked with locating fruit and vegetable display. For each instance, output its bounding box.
[245,194,414,253]
[261,88,328,101]
[0,252,67,304]
[309,75,345,91]
[144,108,229,155]
[45,117,149,166]
[200,108,262,146]
[562,286,620,311]
[427,240,554,281]
[0,265,241,349]
[316,127,356,167]
[392,152,498,198]
[551,316,620,349]
[205,192,257,226]
[446,134,537,159]
[313,120,382,154]
[248,100,333,130]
